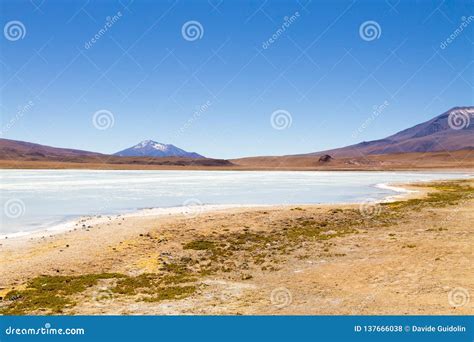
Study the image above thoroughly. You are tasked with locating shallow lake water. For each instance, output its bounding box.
[0,170,470,236]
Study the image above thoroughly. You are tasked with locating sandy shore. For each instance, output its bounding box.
[0,179,473,315]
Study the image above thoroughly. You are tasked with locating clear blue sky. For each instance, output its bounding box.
[1,0,472,158]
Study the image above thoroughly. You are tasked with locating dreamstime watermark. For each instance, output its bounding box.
[448,287,470,308]
[181,20,204,41]
[359,20,381,41]
[262,11,300,49]
[5,323,85,336]
[4,20,26,41]
[440,196,473,225]
[92,109,115,130]
[4,199,26,219]
[359,199,382,218]
[270,109,292,130]
[440,16,474,50]
[91,287,114,307]
[270,287,292,309]
[265,201,291,224]
[93,197,112,216]
[181,198,204,218]
[448,108,473,130]
[174,100,212,138]
[84,11,123,49]
[0,100,34,137]
[352,100,389,139]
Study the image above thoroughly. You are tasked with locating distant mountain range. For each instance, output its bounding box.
[0,138,105,160]
[0,139,205,160]
[114,140,204,158]
[0,107,472,170]
[305,106,473,157]
[0,138,229,167]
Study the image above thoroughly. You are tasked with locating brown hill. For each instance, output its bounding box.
[0,138,233,168]
[231,150,474,170]
[305,107,473,157]
[233,107,474,170]
[0,138,104,160]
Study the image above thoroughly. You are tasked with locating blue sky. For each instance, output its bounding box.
[0,0,473,158]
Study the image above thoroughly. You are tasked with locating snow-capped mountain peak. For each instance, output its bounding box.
[115,140,204,158]
[133,140,168,151]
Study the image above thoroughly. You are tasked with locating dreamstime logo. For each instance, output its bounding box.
[262,11,300,49]
[92,287,114,307]
[84,11,123,49]
[92,110,115,130]
[359,20,381,41]
[270,287,292,309]
[4,322,85,336]
[181,21,204,41]
[182,198,204,218]
[448,110,472,130]
[174,100,212,138]
[440,16,474,49]
[4,20,26,41]
[352,100,389,139]
[94,197,112,215]
[448,287,470,308]
[0,100,34,137]
[270,110,292,130]
[441,196,473,225]
[4,199,26,218]
[264,203,289,224]
[359,199,382,218]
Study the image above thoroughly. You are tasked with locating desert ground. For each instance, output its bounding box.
[0,179,473,315]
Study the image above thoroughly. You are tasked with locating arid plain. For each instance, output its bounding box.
[1,178,472,315]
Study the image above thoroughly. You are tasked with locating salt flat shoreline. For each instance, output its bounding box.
[2,169,471,243]
[0,178,473,315]
[0,179,432,242]
[0,204,270,241]
[3,171,472,242]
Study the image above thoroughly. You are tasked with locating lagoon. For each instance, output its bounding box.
[0,170,470,236]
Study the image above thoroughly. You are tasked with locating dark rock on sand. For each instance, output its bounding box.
[319,154,333,162]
